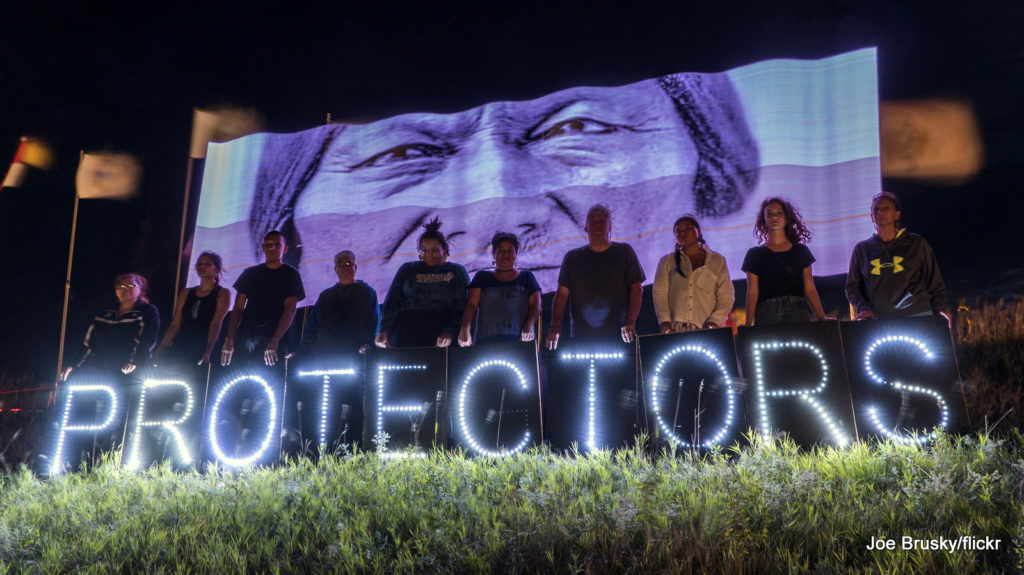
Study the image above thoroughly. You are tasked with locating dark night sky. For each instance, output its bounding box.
[1,0,1022,382]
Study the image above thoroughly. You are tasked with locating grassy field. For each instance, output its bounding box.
[0,297,1021,573]
[0,433,1022,573]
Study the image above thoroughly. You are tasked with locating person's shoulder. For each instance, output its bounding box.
[610,241,638,255]
[354,279,376,293]
[566,244,591,257]
[703,246,727,264]
[317,284,339,299]
[396,260,421,273]
[470,270,496,283]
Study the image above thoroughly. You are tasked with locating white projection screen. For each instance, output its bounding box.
[192,49,879,305]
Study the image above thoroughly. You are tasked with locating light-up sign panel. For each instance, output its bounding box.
[203,368,285,468]
[639,328,743,451]
[736,322,856,448]
[363,348,448,454]
[124,375,202,471]
[292,355,364,456]
[48,373,127,476]
[841,317,967,443]
[192,49,878,304]
[448,342,541,456]
[47,319,972,473]
[544,338,638,452]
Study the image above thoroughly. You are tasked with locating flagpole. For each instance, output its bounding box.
[56,169,82,384]
[173,155,195,309]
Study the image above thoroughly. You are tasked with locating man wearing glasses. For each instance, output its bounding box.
[221,231,306,367]
[300,250,380,355]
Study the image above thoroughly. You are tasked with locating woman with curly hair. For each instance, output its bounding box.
[741,198,827,325]
[376,217,470,348]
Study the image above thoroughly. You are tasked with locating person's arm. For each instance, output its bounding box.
[221,292,247,365]
[458,287,482,347]
[621,281,642,343]
[154,288,189,364]
[652,256,673,334]
[802,267,827,321]
[744,273,759,326]
[124,304,160,374]
[201,288,231,365]
[376,265,408,348]
[521,290,541,342]
[264,296,298,366]
[921,239,951,324]
[706,258,735,329]
[439,266,470,348]
[845,246,874,320]
[546,286,570,350]
[363,288,380,352]
[300,295,323,356]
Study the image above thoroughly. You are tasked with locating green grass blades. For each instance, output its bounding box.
[1,434,1022,573]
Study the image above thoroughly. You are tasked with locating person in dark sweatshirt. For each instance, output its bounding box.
[376,217,469,348]
[845,191,950,325]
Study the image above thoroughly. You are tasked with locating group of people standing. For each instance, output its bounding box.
[67,190,948,378]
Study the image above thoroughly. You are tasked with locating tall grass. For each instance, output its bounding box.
[0,432,1022,573]
[957,296,1024,432]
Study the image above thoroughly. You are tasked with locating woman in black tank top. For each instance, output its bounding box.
[155,251,232,366]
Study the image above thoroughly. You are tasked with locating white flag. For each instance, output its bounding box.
[76,152,142,200]
[189,107,263,159]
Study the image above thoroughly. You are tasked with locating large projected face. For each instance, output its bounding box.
[194,49,879,301]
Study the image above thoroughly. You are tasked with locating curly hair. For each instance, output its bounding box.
[753,197,811,245]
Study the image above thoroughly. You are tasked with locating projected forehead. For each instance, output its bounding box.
[297,79,697,216]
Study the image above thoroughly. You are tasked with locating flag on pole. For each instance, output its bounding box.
[2,137,54,189]
[880,99,984,183]
[76,152,142,200]
[189,107,262,159]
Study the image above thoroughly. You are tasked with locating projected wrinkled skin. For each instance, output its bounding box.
[250,72,758,293]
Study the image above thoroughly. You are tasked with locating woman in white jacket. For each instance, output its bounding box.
[652,215,735,333]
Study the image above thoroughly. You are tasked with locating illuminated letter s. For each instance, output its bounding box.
[864,335,949,444]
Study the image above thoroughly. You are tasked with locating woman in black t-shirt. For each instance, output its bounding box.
[741,197,827,325]
[155,251,231,366]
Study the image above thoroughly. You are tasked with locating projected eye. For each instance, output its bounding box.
[530,117,619,141]
[352,143,453,170]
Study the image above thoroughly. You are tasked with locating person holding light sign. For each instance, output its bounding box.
[546,204,645,350]
[71,273,160,377]
[221,231,305,367]
[458,232,542,346]
[154,251,231,366]
[652,215,734,333]
[845,191,950,325]
[742,197,827,325]
[301,250,380,355]
[376,217,469,348]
